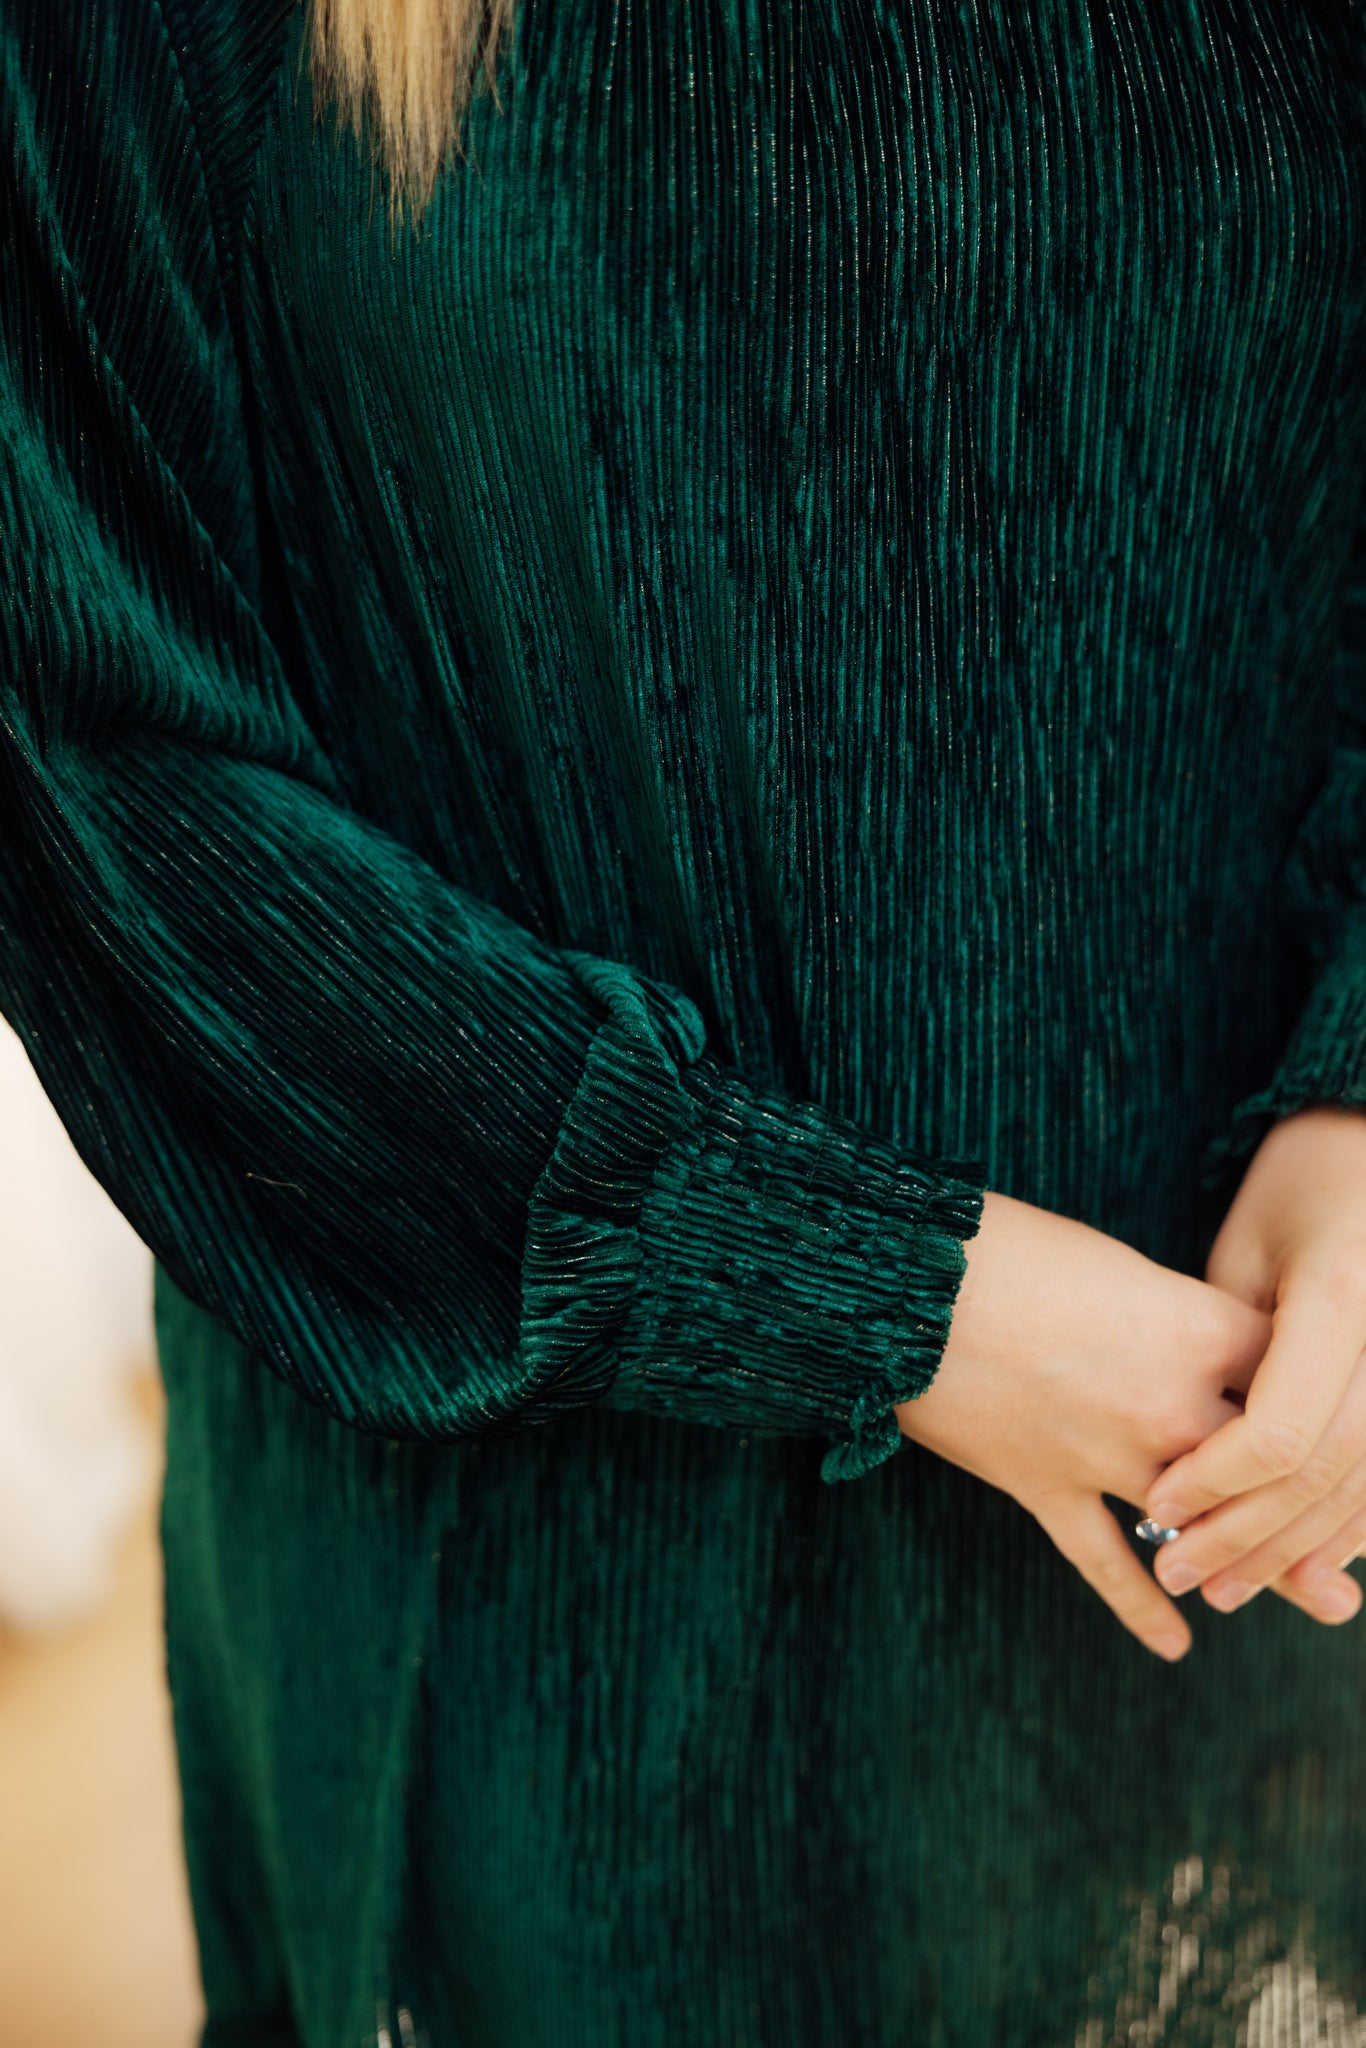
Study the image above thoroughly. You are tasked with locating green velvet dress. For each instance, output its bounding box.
[4,1,1366,2041]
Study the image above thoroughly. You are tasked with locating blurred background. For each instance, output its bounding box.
[0,1015,203,2047]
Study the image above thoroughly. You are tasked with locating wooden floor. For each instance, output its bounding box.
[0,1375,204,2048]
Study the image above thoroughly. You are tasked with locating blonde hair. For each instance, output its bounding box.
[305,0,515,229]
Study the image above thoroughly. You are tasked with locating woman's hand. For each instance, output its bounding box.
[894,1190,1270,1662]
[1137,1106,1366,1624]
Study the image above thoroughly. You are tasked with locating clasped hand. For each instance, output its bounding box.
[1140,1105,1366,1643]
[894,1105,1366,1662]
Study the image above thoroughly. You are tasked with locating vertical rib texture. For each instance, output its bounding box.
[0,0,989,1477]
[4,1,1366,2042]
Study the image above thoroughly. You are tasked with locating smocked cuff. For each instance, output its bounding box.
[1199,927,1366,1194]
[603,1057,988,1483]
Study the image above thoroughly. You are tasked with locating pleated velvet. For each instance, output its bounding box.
[4,1,1366,2042]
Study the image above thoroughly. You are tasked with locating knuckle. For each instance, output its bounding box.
[1291,1235,1366,1314]
[1183,1297,1238,1367]
[1144,1399,1201,1456]
[1246,1414,1316,1480]
[1321,1254,1366,1317]
[1287,1544,1345,1590]
[1285,1445,1344,1508]
[1080,1548,1126,1593]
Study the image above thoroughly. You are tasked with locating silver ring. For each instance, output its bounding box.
[1135,1517,1182,1546]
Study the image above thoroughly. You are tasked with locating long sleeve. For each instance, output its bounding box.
[1199,503,1366,1196]
[0,5,986,1485]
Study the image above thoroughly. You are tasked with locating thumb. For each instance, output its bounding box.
[1203,1285,1274,1404]
[1204,1286,1277,1417]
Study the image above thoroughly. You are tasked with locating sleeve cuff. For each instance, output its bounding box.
[602,1057,989,1483]
[1198,919,1366,1195]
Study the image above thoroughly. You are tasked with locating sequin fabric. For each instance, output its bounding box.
[3,2,1366,2042]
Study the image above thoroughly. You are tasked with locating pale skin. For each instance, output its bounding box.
[895,1104,1366,1661]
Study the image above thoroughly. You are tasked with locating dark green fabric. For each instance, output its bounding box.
[4,1,1366,2040]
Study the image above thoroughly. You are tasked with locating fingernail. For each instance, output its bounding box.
[1150,1632,1189,1661]
[1148,1501,1186,1531]
[1205,1579,1253,1612]
[1159,1562,1200,1595]
[1311,1581,1361,1621]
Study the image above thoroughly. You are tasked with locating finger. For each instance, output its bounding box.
[1195,1446,1366,1613]
[1151,1357,1366,1602]
[1269,1562,1364,1626]
[1133,1296,1265,1481]
[1144,1274,1366,1528]
[1276,1514,1366,1621]
[1033,1493,1191,1661]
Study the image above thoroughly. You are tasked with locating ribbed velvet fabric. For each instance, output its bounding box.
[4,0,1366,2040]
